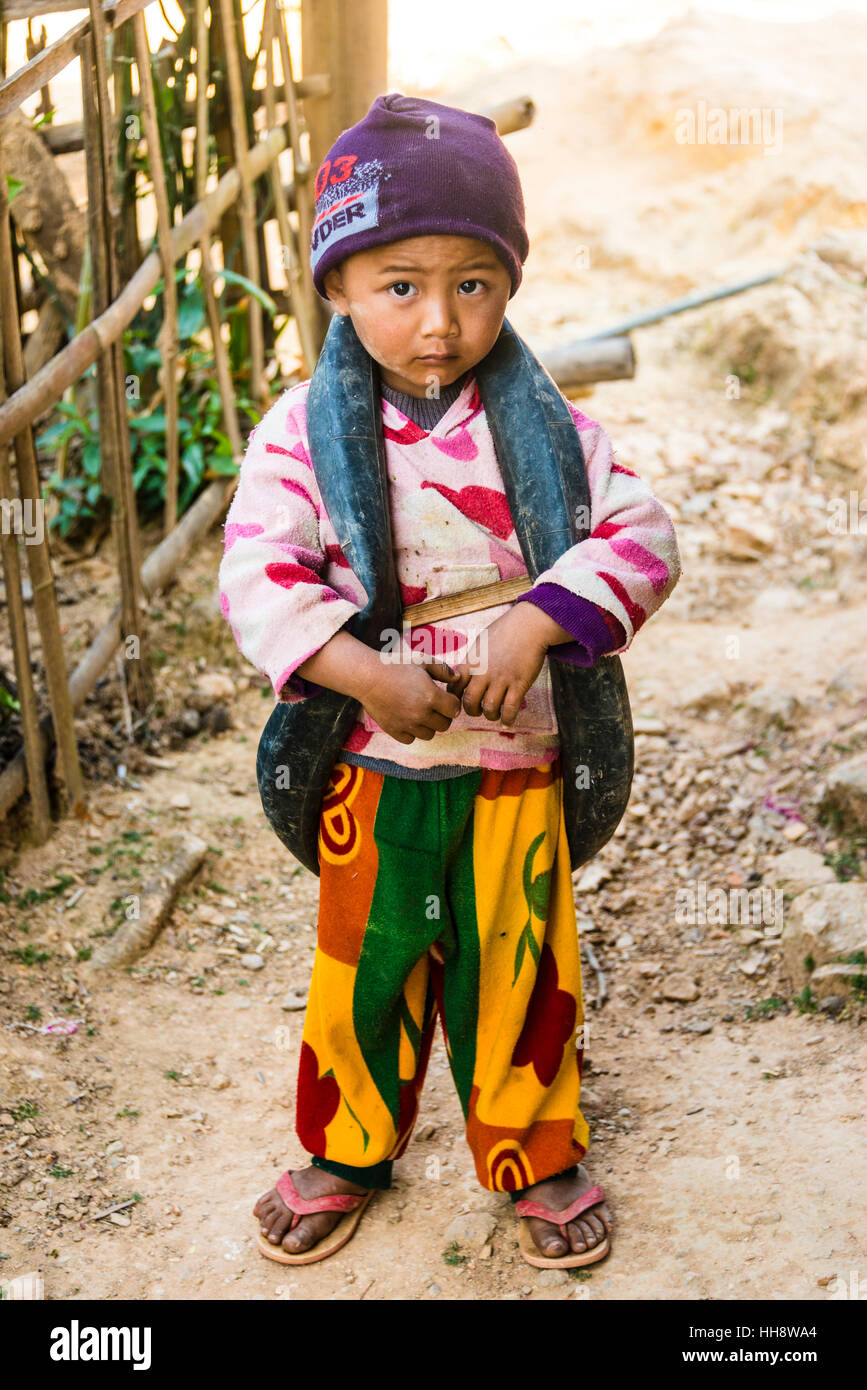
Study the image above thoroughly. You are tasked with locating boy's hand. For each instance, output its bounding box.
[445,605,557,726]
[354,655,463,745]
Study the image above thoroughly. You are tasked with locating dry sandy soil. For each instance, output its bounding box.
[1,8,866,1301]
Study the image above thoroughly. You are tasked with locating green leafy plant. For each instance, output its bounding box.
[11,1101,39,1121]
[442,1243,467,1266]
[37,268,276,539]
[793,984,818,1014]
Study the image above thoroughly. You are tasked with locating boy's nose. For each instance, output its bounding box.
[419,299,459,340]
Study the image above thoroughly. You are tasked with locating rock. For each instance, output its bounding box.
[0,1113,14,1127]
[745,686,801,728]
[750,585,806,618]
[818,994,847,1016]
[782,821,809,842]
[575,863,610,893]
[809,962,866,998]
[281,988,308,1012]
[104,1140,124,1156]
[443,1211,497,1249]
[109,1212,131,1227]
[632,715,667,736]
[170,790,191,810]
[821,753,867,832]
[782,883,867,990]
[197,905,227,927]
[196,672,235,701]
[661,973,699,1002]
[240,953,264,972]
[723,513,776,560]
[676,673,737,715]
[202,705,231,735]
[211,1075,231,1091]
[179,709,201,736]
[682,1018,714,1034]
[536,1268,570,1287]
[414,1123,437,1142]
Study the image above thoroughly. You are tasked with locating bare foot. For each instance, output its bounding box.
[520,1163,613,1258]
[253,1166,368,1255]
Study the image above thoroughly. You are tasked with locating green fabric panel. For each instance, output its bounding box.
[438,772,482,1116]
[312,1155,393,1189]
[352,776,443,1127]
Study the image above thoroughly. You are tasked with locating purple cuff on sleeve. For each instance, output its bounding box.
[515,584,623,667]
[287,674,326,699]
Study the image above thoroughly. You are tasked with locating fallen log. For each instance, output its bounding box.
[540,335,635,389]
[89,831,209,968]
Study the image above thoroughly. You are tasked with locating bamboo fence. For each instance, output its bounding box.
[0,0,331,839]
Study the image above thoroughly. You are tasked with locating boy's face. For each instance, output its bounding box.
[322,235,512,398]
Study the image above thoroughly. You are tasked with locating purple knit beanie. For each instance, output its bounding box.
[309,92,529,300]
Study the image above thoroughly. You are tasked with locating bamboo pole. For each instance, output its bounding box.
[115,19,144,294]
[79,23,148,709]
[218,0,265,405]
[0,175,52,840]
[40,78,333,154]
[0,127,85,817]
[0,440,52,840]
[276,4,316,326]
[263,0,316,376]
[0,126,288,448]
[132,10,180,536]
[194,0,243,465]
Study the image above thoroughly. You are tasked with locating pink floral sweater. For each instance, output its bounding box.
[218,373,681,771]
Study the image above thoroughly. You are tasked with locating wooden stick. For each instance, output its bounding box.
[0,130,84,818]
[80,25,148,711]
[0,441,52,840]
[218,0,265,405]
[90,830,209,967]
[402,576,535,627]
[91,1198,137,1221]
[275,4,316,325]
[263,0,316,375]
[89,7,149,703]
[132,11,180,537]
[479,96,536,136]
[194,0,244,467]
[39,79,333,154]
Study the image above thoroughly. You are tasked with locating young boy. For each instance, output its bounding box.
[219,93,681,1268]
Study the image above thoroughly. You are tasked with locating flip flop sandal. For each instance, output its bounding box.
[515,1184,611,1269]
[256,1170,375,1266]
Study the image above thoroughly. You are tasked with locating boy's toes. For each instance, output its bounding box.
[566,1220,589,1253]
[566,1212,607,1253]
[281,1213,331,1253]
[528,1218,569,1257]
[262,1209,294,1244]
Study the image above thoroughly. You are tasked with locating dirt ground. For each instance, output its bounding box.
[1,8,867,1301]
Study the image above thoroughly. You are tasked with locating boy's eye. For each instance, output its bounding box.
[387,281,416,298]
[458,279,485,294]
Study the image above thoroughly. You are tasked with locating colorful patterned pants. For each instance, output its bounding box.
[296,756,590,1194]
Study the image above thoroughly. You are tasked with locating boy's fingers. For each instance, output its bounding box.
[461,676,489,717]
[479,681,508,720]
[421,659,456,682]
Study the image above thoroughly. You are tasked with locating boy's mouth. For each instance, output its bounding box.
[417,353,458,363]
